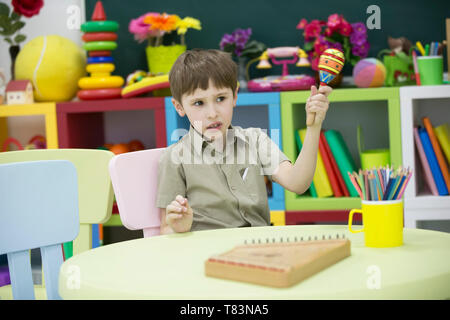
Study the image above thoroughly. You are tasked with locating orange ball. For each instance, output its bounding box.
[128,139,145,151]
[109,143,130,155]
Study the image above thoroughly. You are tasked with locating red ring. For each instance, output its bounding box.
[78,88,122,100]
[88,50,112,57]
[82,32,118,42]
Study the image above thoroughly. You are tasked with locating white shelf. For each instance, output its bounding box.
[400,85,450,228]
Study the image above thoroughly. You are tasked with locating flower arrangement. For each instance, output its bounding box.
[297,14,369,70]
[129,12,201,47]
[219,28,266,61]
[0,0,44,46]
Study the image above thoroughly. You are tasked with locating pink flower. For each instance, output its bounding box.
[327,13,342,31]
[339,19,353,36]
[129,13,161,41]
[296,18,308,29]
[304,20,322,41]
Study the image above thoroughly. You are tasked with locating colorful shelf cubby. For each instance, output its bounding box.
[0,103,59,150]
[164,92,286,211]
[56,97,167,149]
[400,85,450,228]
[280,87,402,222]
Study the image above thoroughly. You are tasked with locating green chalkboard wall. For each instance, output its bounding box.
[85,0,448,79]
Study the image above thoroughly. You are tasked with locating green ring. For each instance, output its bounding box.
[81,21,119,32]
[83,41,117,51]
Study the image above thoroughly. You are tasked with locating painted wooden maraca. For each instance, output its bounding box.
[306,48,345,126]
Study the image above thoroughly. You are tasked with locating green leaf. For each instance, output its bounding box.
[10,20,25,33]
[303,41,314,51]
[0,3,10,17]
[14,34,26,43]
[4,37,13,45]
[11,12,21,21]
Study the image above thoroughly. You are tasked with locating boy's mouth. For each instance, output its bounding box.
[206,122,222,130]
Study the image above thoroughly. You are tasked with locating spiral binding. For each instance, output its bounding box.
[243,233,346,245]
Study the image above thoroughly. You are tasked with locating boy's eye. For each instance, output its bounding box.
[193,100,203,106]
[217,96,226,102]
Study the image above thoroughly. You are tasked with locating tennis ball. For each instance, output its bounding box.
[15,35,86,102]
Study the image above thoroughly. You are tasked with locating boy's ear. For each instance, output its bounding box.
[172,98,185,117]
[233,83,239,107]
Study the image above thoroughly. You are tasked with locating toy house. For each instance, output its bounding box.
[5,80,34,105]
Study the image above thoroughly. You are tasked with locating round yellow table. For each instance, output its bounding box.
[58,225,450,299]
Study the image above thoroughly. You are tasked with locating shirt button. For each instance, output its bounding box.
[231,186,237,190]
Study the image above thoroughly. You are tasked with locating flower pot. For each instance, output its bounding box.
[145,44,186,75]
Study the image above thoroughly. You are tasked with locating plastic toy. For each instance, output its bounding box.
[247,47,315,92]
[352,58,386,88]
[77,1,124,100]
[306,48,345,126]
[318,48,345,86]
[5,80,34,105]
[14,35,86,102]
[82,32,118,42]
[121,71,170,98]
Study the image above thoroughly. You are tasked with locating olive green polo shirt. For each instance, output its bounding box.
[156,125,290,231]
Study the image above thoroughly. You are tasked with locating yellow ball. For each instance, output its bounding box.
[15,35,86,102]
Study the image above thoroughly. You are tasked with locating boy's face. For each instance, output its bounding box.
[172,80,238,142]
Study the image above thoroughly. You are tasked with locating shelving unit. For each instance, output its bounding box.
[400,85,450,228]
[280,87,402,220]
[164,92,286,211]
[0,103,59,149]
[56,97,167,149]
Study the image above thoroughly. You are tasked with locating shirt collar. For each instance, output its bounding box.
[188,124,248,156]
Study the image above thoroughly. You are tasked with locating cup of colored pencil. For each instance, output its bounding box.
[347,166,413,201]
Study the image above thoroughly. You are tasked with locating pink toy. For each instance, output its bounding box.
[247,46,315,92]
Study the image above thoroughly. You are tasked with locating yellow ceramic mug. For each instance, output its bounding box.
[348,200,404,248]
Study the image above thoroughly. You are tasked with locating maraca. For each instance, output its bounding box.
[306,48,345,126]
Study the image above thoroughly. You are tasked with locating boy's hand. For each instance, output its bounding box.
[165,195,193,232]
[305,85,332,127]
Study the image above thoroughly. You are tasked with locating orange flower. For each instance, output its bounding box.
[143,13,180,32]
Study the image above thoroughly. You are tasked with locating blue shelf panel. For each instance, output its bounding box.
[164,92,285,210]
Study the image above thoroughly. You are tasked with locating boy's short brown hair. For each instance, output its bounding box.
[169,49,238,103]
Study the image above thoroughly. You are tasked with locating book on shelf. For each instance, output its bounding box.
[319,131,344,197]
[433,123,450,165]
[418,127,449,196]
[324,130,359,197]
[295,130,317,197]
[423,117,450,192]
[299,128,333,198]
[414,127,439,196]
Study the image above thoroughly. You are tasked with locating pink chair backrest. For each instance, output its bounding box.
[109,148,165,237]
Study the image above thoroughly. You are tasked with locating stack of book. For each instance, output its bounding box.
[295,128,359,198]
[414,118,450,196]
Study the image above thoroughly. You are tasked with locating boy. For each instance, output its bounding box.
[156,49,331,234]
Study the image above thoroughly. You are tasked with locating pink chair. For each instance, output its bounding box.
[109,148,165,238]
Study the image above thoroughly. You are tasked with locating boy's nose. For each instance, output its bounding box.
[206,105,218,118]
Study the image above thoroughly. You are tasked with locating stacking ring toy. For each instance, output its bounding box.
[87,56,114,64]
[83,41,117,51]
[88,50,111,57]
[81,21,119,32]
[77,88,122,100]
[79,76,124,89]
[82,32,118,42]
[86,63,115,74]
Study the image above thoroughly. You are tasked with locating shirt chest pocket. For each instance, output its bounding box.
[234,164,266,200]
